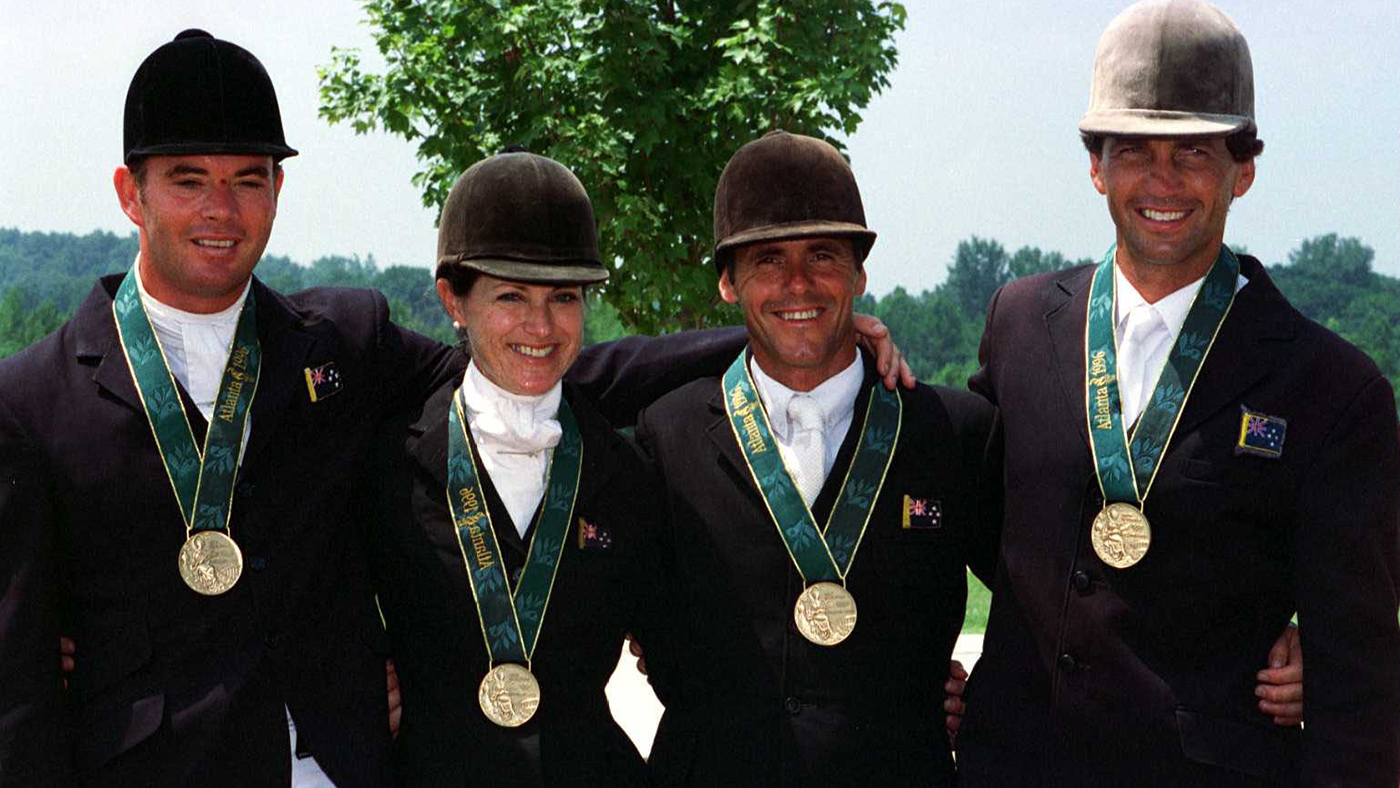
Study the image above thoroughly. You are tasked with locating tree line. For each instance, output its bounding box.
[2,226,1396,413]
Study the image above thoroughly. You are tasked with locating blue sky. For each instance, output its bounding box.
[3,1,1395,296]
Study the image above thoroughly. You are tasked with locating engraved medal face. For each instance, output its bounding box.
[177,531,244,595]
[793,582,858,646]
[1091,502,1152,569]
[478,664,541,728]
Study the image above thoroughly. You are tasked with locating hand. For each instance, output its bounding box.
[1255,623,1302,726]
[626,632,648,676]
[853,313,916,390]
[60,636,76,689]
[943,659,968,748]
[386,658,402,739]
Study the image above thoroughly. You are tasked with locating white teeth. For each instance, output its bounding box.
[778,309,819,321]
[511,345,553,358]
[1142,208,1187,221]
[195,239,235,248]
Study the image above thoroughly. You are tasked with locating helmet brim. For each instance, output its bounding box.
[436,256,610,286]
[1078,109,1253,138]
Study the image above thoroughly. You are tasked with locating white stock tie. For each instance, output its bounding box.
[1117,304,1170,429]
[786,394,827,507]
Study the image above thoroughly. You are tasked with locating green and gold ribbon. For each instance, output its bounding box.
[446,388,582,667]
[1084,244,1239,506]
[111,269,260,536]
[721,352,900,585]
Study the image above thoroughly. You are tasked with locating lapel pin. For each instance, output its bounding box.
[303,362,343,403]
[1236,405,1286,459]
[577,517,613,551]
[902,495,943,530]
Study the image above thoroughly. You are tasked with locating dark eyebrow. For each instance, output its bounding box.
[749,244,786,258]
[163,164,209,178]
[160,164,271,179]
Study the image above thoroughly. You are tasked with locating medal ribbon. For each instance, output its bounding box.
[111,269,260,535]
[721,352,900,583]
[446,389,582,666]
[1084,244,1239,504]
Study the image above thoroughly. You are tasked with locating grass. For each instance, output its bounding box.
[962,570,992,634]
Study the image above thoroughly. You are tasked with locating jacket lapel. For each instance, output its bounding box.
[407,380,455,496]
[77,276,144,414]
[238,279,317,472]
[704,379,759,498]
[1167,258,1296,440]
[1044,265,1095,453]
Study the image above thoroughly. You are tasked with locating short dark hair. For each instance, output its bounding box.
[436,264,480,297]
[1080,129,1265,163]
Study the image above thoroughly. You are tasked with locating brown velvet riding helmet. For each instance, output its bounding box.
[712,130,877,272]
[123,29,298,164]
[1079,0,1256,138]
[435,152,609,285]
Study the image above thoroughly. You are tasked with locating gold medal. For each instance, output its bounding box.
[178,530,244,595]
[794,582,857,646]
[1091,502,1151,569]
[478,663,541,727]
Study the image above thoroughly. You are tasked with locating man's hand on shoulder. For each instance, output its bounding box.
[853,313,916,391]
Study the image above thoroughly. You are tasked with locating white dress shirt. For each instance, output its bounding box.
[458,360,563,537]
[749,352,864,506]
[1113,264,1249,427]
[134,259,250,424]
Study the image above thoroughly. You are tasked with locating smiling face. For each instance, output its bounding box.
[719,236,866,392]
[1090,136,1254,293]
[114,154,282,313]
[437,273,585,397]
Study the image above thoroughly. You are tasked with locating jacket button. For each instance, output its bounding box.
[1072,570,1092,593]
[236,482,255,499]
[784,697,802,716]
[250,557,268,571]
[1058,653,1078,674]
[265,632,283,648]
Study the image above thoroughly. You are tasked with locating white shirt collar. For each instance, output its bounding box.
[458,360,563,454]
[1112,263,1202,345]
[133,255,250,329]
[1113,255,1251,343]
[132,257,251,421]
[748,351,864,442]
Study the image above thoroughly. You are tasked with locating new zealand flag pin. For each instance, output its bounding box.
[303,362,343,403]
[1236,405,1286,458]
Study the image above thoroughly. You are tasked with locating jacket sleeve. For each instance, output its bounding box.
[1292,374,1400,785]
[965,285,1007,586]
[0,394,72,785]
[613,433,683,706]
[372,293,463,416]
[568,327,747,427]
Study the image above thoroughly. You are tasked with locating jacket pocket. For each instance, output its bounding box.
[1176,707,1299,784]
[70,618,164,769]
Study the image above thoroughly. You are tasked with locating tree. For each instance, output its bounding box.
[944,236,1010,317]
[319,0,907,334]
[1270,234,1378,322]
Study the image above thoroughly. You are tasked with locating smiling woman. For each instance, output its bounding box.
[363,150,680,786]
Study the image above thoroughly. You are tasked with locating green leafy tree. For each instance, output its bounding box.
[0,287,65,358]
[318,0,907,334]
[945,236,1011,317]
